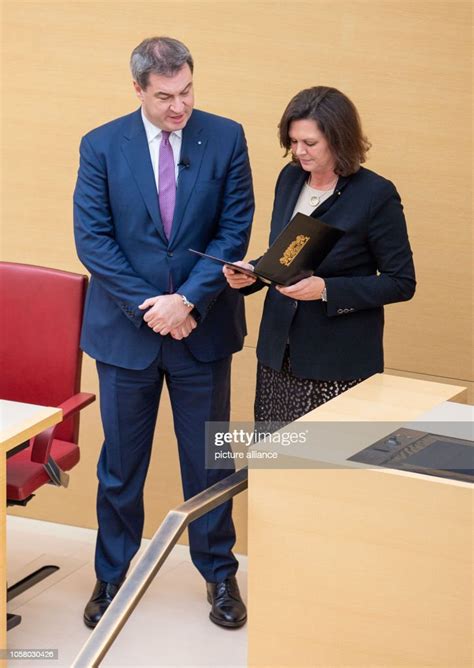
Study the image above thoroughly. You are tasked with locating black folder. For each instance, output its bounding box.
[189,213,344,286]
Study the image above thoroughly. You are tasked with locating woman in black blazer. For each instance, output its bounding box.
[224,86,416,423]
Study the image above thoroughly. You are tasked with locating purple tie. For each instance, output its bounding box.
[158,131,176,239]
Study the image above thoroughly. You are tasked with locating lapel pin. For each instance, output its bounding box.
[197,140,202,145]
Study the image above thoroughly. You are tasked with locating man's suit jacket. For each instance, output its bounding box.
[74,108,254,369]
[246,164,416,380]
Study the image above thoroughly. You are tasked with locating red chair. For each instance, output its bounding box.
[0,262,95,626]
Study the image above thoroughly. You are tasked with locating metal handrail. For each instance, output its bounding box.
[72,467,248,667]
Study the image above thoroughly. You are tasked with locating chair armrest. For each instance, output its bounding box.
[30,392,95,464]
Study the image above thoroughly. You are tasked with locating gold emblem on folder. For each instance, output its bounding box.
[279,235,310,267]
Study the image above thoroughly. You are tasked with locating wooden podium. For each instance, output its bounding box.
[248,374,472,667]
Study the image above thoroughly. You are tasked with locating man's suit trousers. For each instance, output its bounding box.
[94,336,238,584]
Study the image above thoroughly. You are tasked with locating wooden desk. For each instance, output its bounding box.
[0,400,62,656]
[248,374,472,667]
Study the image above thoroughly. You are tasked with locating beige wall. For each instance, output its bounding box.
[3,1,472,552]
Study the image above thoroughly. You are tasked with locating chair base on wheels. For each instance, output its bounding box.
[7,565,60,630]
[7,613,22,631]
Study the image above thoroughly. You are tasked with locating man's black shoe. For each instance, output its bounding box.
[206,576,247,628]
[83,579,122,629]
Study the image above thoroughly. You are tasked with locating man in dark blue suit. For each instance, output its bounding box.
[74,36,254,629]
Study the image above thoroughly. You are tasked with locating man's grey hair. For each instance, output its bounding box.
[130,36,194,89]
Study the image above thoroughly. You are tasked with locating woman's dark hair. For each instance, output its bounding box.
[278,86,371,176]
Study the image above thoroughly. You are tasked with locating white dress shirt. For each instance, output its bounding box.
[141,109,182,191]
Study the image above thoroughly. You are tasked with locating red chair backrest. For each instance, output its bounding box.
[0,262,88,443]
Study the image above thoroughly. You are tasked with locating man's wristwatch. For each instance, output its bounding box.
[178,294,194,309]
[321,286,327,302]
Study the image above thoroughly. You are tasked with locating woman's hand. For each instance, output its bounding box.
[223,261,257,288]
[276,276,326,300]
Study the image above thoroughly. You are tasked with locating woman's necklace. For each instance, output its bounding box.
[307,176,338,207]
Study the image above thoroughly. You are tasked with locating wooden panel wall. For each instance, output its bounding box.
[3,1,472,551]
